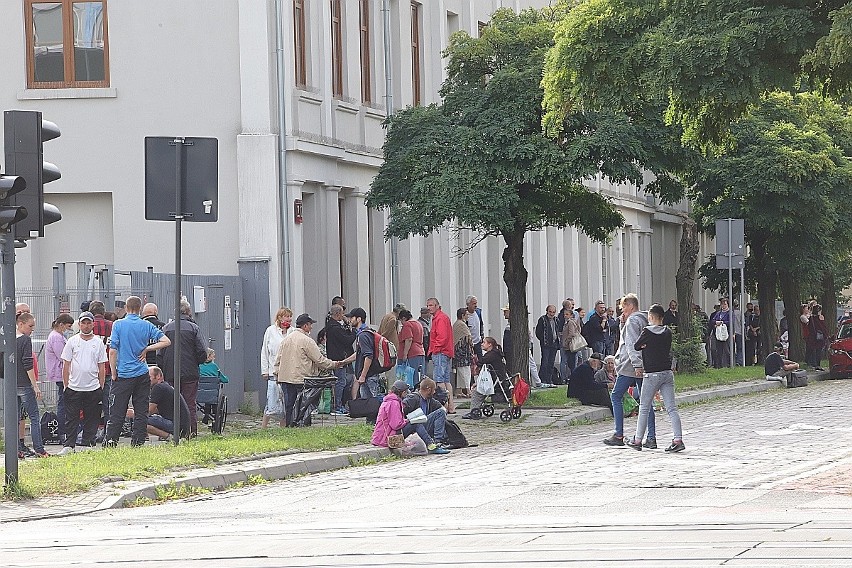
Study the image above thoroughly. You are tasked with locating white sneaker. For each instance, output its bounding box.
[57,446,75,456]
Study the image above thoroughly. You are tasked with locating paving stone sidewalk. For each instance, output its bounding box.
[0,372,829,523]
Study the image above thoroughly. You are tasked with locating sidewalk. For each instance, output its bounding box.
[0,370,831,523]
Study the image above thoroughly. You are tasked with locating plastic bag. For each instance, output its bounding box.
[476,366,495,396]
[622,392,639,417]
[398,433,428,457]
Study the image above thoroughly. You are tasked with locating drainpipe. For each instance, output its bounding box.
[382,0,400,305]
[274,0,292,307]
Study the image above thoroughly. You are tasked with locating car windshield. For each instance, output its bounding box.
[839,323,852,340]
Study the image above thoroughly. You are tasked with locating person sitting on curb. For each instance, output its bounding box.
[402,378,448,447]
[765,342,800,386]
[567,353,612,411]
[127,366,191,440]
[595,355,617,388]
[371,380,450,454]
[462,336,508,420]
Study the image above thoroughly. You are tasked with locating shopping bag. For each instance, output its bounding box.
[318,388,332,414]
[622,392,639,417]
[476,366,495,396]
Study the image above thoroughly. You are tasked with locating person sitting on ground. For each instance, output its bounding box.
[595,355,617,388]
[371,380,449,454]
[765,342,799,383]
[567,353,612,411]
[401,378,448,448]
[127,366,191,440]
[462,336,508,420]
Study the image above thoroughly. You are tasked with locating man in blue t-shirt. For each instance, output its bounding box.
[104,296,171,447]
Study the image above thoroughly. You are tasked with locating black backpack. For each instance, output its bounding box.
[444,419,469,449]
[40,411,61,444]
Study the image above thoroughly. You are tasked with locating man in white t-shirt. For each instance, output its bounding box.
[58,312,107,455]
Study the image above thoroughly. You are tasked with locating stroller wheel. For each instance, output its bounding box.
[499,409,512,423]
[481,404,494,417]
[512,407,522,419]
[470,407,482,419]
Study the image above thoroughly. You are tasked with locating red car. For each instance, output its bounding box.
[829,318,852,379]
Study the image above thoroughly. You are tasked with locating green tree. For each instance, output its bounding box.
[690,92,852,361]
[368,7,689,376]
[543,0,849,146]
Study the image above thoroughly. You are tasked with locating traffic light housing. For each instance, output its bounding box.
[0,172,28,231]
[3,110,61,239]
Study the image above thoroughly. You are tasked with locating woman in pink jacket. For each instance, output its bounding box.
[371,380,409,447]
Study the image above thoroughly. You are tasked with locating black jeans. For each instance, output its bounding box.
[105,374,151,446]
[282,382,302,427]
[64,387,103,447]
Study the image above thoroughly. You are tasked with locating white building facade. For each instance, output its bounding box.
[1,0,716,345]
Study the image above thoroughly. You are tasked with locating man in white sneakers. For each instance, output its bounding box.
[59,312,107,455]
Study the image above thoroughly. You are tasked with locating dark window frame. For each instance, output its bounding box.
[359,0,371,103]
[294,0,307,87]
[410,2,421,106]
[24,0,111,89]
[330,0,343,97]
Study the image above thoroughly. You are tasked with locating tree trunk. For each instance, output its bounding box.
[675,217,699,341]
[820,270,838,339]
[753,240,777,361]
[779,271,804,361]
[502,227,530,379]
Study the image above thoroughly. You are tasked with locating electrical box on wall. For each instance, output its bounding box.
[193,285,206,313]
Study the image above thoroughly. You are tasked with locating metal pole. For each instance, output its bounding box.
[274,0,293,307]
[2,231,19,485]
[727,219,734,368]
[173,138,183,445]
[382,0,400,305]
[740,264,746,366]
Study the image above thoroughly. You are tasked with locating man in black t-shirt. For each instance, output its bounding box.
[127,366,190,439]
[765,342,799,381]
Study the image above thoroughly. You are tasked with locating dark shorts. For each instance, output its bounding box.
[148,414,174,434]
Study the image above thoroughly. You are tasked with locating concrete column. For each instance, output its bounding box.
[288,181,306,311]
[342,190,371,315]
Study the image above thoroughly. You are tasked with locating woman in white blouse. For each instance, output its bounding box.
[260,307,293,428]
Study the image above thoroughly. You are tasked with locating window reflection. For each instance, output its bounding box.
[32,2,65,83]
[73,2,105,81]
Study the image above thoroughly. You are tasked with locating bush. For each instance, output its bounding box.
[672,339,706,374]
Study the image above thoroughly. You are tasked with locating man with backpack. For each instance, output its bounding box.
[348,308,383,401]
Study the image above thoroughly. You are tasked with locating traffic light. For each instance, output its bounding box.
[0,172,28,231]
[3,110,61,239]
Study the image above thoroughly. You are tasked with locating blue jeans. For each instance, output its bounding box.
[17,386,44,453]
[402,407,447,445]
[432,353,451,384]
[634,370,681,442]
[540,346,558,384]
[333,367,353,409]
[610,374,655,439]
[560,349,577,382]
[592,341,606,357]
[359,375,380,399]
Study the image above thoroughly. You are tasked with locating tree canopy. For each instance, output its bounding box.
[368,7,692,374]
[543,0,851,146]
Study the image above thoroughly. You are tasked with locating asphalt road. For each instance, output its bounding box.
[5,380,852,566]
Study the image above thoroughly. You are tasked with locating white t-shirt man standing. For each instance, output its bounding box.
[59,311,107,455]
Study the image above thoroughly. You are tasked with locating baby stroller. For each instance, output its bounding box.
[197,372,228,434]
[471,366,530,422]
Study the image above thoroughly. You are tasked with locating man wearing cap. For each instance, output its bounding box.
[764,342,799,385]
[426,297,455,413]
[58,311,107,455]
[157,300,208,437]
[566,353,612,411]
[275,313,352,426]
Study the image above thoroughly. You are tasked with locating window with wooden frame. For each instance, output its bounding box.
[359,0,371,103]
[410,2,421,106]
[293,0,307,87]
[330,0,343,97]
[25,0,110,89]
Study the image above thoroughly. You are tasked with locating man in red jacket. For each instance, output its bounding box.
[426,297,455,413]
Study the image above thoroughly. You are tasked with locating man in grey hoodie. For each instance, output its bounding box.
[603,293,657,447]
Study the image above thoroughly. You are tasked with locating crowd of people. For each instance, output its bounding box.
[14,296,227,458]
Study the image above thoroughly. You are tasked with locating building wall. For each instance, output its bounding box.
[1,0,713,350]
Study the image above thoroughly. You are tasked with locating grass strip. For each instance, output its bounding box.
[2,423,372,500]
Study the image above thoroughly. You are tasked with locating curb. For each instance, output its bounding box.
[94,445,391,510]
